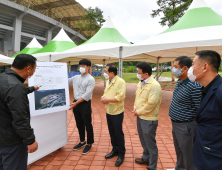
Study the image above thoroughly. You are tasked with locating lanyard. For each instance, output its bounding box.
[78,74,88,89]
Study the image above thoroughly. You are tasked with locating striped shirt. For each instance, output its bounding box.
[169,78,202,121]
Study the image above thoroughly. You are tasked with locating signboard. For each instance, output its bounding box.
[28,62,70,117]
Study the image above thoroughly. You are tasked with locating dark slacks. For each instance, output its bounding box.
[73,100,94,144]
[0,143,28,170]
[106,112,126,156]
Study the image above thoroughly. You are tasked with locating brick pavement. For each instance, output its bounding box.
[28,82,175,170]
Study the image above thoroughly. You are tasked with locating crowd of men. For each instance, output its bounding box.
[0,50,222,170]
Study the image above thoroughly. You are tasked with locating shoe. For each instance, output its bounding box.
[82,144,92,154]
[73,142,86,150]
[105,151,119,159]
[135,158,149,165]
[166,169,175,170]
[115,155,124,167]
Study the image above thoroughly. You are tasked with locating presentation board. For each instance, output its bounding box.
[28,62,70,117]
[27,62,69,164]
[28,110,68,164]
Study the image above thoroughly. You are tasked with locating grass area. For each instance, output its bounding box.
[95,72,173,83]
[95,72,222,83]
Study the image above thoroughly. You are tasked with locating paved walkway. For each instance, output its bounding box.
[28,83,175,170]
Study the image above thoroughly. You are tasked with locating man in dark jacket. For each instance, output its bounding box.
[188,50,222,170]
[0,54,39,170]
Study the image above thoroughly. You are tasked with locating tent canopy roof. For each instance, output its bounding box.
[37,17,131,63]
[33,28,77,54]
[11,37,43,58]
[122,0,222,63]
[0,54,13,65]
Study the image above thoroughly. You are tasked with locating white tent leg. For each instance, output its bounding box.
[49,55,51,62]
[171,61,175,81]
[119,46,123,78]
[103,59,106,87]
[68,61,71,76]
[156,57,160,81]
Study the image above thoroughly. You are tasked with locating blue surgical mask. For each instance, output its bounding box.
[172,67,184,77]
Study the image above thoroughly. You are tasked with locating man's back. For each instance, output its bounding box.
[0,68,35,148]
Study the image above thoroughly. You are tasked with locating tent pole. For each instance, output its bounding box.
[119,46,123,78]
[68,61,71,74]
[171,61,175,82]
[103,59,106,87]
[156,57,160,81]
[49,54,51,62]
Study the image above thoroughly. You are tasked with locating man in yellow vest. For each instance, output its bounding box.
[101,64,126,167]
[133,62,162,170]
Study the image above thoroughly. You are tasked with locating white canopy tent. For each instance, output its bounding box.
[0,54,14,66]
[11,37,43,58]
[122,0,222,76]
[32,28,77,60]
[35,17,133,77]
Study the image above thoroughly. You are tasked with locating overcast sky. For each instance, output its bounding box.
[77,0,222,43]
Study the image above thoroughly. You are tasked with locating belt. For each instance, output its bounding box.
[171,119,193,123]
[73,99,90,103]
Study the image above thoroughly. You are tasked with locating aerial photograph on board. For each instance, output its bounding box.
[34,89,66,110]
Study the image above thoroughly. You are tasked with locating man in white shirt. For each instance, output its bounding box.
[69,59,95,155]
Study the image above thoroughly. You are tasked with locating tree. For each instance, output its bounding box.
[76,6,105,39]
[151,0,192,27]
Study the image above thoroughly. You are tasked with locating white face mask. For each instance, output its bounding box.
[79,67,86,74]
[104,73,109,79]
[137,73,143,81]
[172,67,183,77]
[188,65,203,82]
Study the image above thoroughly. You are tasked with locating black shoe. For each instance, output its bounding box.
[82,144,92,155]
[73,142,86,150]
[105,151,119,159]
[135,157,149,165]
[115,155,124,167]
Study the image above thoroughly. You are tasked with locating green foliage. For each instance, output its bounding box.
[151,0,193,27]
[166,68,171,72]
[75,6,105,38]
[124,66,135,73]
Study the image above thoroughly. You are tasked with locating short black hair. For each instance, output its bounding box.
[175,56,192,68]
[107,64,117,76]
[136,62,152,76]
[79,59,91,67]
[12,54,37,70]
[196,50,221,72]
[106,63,115,67]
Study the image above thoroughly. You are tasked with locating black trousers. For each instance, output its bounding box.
[0,143,28,170]
[106,112,126,156]
[73,100,94,144]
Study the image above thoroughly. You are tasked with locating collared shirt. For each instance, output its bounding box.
[201,74,220,102]
[134,76,162,121]
[109,76,115,84]
[102,76,126,115]
[169,78,202,121]
[141,77,150,87]
[68,74,95,101]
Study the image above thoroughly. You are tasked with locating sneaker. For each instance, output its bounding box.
[82,145,92,154]
[73,142,86,150]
